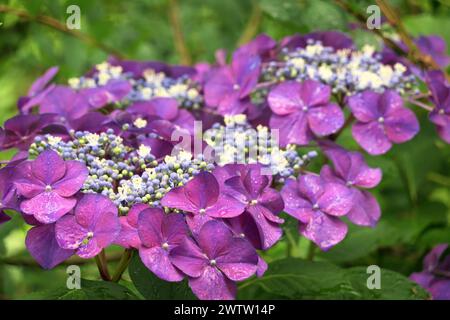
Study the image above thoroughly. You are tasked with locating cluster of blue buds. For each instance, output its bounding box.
[262,40,418,95]
[203,114,316,180]
[111,152,215,212]
[29,130,215,213]
[68,62,203,110]
[128,69,203,110]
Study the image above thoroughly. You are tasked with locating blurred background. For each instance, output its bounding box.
[0,0,449,299]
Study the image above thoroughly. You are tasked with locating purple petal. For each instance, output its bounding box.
[53,160,88,197]
[55,214,89,250]
[188,266,236,300]
[73,194,118,229]
[352,121,392,155]
[32,150,66,185]
[270,112,313,146]
[161,186,197,213]
[26,223,74,269]
[346,190,381,227]
[256,256,268,277]
[297,174,324,203]
[14,162,46,198]
[307,103,344,136]
[225,211,262,249]
[137,208,164,248]
[247,206,283,250]
[348,91,380,122]
[268,81,303,115]
[281,179,314,223]
[28,67,59,96]
[384,107,420,143]
[216,237,258,281]
[299,211,348,250]
[185,171,220,210]
[170,238,208,277]
[258,188,284,214]
[231,53,261,98]
[300,80,332,107]
[423,244,448,272]
[114,216,141,249]
[139,246,184,282]
[196,220,233,259]
[205,194,246,218]
[317,182,353,216]
[21,192,76,224]
[429,279,450,300]
[186,213,215,237]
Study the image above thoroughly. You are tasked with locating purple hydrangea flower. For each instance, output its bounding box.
[18,66,58,114]
[280,31,354,51]
[40,86,90,122]
[222,164,284,249]
[0,114,57,150]
[0,162,21,217]
[138,207,188,281]
[26,223,74,269]
[234,33,277,61]
[107,57,196,79]
[416,36,450,69]
[14,150,88,224]
[268,80,344,147]
[348,90,420,155]
[170,220,258,300]
[79,79,131,109]
[113,203,148,249]
[320,141,382,227]
[161,171,246,235]
[204,52,261,115]
[426,71,450,144]
[410,244,450,300]
[128,97,195,134]
[55,194,121,258]
[281,173,353,250]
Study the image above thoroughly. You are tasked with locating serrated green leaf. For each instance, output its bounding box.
[238,258,429,300]
[24,279,139,300]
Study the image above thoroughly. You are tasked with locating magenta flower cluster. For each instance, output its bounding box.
[0,31,448,300]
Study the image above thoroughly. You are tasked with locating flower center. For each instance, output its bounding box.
[233,84,240,91]
[239,233,245,238]
[302,106,308,112]
[377,116,385,123]
[249,199,258,205]
[312,203,320,210]
[162,242,169,250]
[82,232,94,245]
[199,208,206,214]
[209,259,217,266]
[438,109,445,115]
[346,181,354,187]
[45,185,52,192]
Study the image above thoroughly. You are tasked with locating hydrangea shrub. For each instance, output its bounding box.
[0,29,449,300]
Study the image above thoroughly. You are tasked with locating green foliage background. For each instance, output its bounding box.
[0,0,449,299]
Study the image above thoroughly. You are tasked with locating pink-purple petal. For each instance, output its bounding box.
[188,266,236,300]
[307,103,344,136]
[26,223,74,269]
[140,246,184,282]
[21,192,76,224]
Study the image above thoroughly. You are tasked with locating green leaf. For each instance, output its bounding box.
[238,258,429,300]
[24,279,139,300]
[259,0,346,32]
[128,253,196,300]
